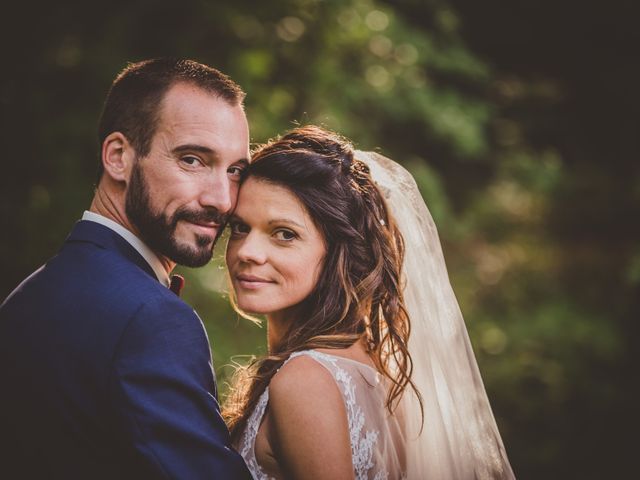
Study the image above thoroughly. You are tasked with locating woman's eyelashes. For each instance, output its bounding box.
[229,220,250,237]
[273,228,298,241]
[228,221,299,243]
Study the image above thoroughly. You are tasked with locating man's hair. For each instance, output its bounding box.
[97,58,245,179]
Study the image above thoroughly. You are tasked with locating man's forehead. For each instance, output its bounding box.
[156,82,241,123]
[154,86,248,153]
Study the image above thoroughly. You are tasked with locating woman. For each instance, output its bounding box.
[223,126,515,479]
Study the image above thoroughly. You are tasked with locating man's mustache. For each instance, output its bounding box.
[172,207,228,227]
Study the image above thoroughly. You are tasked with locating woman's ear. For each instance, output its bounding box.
[100,132,135,183]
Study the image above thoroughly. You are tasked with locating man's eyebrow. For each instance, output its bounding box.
[171,144,216,155]
[172,145,250,165]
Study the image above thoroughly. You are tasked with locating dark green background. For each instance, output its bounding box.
[2,1,638,478]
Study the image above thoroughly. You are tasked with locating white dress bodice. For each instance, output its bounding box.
[238,350,406,480]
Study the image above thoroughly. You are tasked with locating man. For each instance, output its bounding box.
[0,59,252,478]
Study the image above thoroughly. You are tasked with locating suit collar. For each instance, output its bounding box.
[81,212,169,286]
[66,220,159,282]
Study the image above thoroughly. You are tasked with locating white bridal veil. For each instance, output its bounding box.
[359,151,516,480]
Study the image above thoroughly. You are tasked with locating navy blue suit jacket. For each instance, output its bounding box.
[0,220,251,479]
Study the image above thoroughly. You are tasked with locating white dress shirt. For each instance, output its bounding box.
[82,211,170,287]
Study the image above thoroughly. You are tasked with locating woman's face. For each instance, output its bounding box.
[226,177,326,320]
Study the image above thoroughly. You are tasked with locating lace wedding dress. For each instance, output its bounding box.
[238,350,406,480]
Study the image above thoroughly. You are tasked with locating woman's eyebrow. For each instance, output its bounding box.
[227,215,305,230]
[268,218,305,229]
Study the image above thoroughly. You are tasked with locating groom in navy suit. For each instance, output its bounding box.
[0,59,252,478]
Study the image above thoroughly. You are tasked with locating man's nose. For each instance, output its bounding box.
[199,173,234,214]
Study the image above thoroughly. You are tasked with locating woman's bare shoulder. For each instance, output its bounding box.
[267,353,353,478]
[269,353,338,404]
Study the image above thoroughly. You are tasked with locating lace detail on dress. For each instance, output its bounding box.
[290,350,388,480]
[238,350,395,480]
[239,387,273,480]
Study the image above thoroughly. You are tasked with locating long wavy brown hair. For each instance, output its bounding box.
[223,126,422,443]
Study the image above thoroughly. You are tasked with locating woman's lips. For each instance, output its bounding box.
[235,274,274,290]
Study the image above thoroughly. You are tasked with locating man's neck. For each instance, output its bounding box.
[88,189,175,277]
[89,188,138,238]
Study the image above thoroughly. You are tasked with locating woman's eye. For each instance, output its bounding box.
[180,155,201,166]
[274,229,297,241]
[229,222,249,235]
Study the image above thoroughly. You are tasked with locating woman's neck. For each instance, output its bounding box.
[266,310,294,353]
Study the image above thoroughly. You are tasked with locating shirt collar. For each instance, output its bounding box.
[81,211,170,287]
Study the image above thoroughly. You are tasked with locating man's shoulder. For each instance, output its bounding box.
[3,239,196,327]
[78,248,199,326]
[48,242,162,301]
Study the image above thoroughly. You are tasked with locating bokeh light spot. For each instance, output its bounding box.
[365,65,393,90]
[481,326,508,355]
[395,43,419,66]
[276,16,306,42]
[365,10,389,31]
[369,35,393,57]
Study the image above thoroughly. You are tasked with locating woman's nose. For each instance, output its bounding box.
[234,232,268,265]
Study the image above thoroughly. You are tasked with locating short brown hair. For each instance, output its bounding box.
[97,58,245,179]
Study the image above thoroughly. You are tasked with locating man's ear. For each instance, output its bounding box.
[101,132,135,183]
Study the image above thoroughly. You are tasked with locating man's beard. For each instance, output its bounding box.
[125,161,226,267]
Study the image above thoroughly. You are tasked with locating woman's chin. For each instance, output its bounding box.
[235,300,272,316]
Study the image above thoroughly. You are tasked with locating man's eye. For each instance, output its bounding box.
[228,165,246,178]
[181,155,201,166]
[274,229,297,241]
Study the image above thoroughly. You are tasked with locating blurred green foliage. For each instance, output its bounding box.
[1,0,638,478]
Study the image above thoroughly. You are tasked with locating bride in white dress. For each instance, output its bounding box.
[223,126,515,479]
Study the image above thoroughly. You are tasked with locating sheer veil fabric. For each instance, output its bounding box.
[358,151,516,480]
